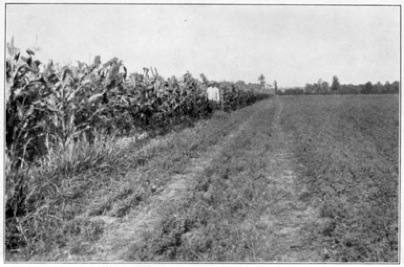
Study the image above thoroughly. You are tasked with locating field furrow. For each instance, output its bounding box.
[254,97,326,261]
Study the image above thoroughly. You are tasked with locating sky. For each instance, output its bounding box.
[5,4,400,88]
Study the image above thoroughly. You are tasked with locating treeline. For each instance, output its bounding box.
[279,76,400,95]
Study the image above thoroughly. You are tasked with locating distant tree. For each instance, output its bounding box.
[345,84,359,94]
[274,80,278,95]
[258,74,266,89]
[339,84,348,94]
[288,78,397,95]
[340,84,357,94]
[362,81,373,94]
[384,81,392,93]
[316,79,322,94]
[236,80,246,86]
[283,87,304,95]
[391,81,400,93]
[312,83,320,94]
[248,83,262,91]
[321,81,330,94]
[304,83,315,94]
[374,81,384,94]
[235,80,247,91]
[331,75,341,93]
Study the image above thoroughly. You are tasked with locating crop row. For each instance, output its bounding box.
[6,48,269,170]
[5,46,269,255]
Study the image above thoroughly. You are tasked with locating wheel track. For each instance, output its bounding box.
[43,98,327,262]
[81,105,263,261]
[255,96,327,262]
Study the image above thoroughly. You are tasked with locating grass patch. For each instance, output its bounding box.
[124,100,277,261]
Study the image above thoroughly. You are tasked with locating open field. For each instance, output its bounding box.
[279,95,399,262]
[6,94,399,262]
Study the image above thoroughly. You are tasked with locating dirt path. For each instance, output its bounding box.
[68,105,262,261]
[254,97,327,262]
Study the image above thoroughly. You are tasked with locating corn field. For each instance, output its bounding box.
[5,43,270,253]
[6,43,269,170]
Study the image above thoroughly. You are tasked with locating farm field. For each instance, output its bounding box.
[6,94,399,262]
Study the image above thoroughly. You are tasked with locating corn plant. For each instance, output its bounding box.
[5,41,270,255]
